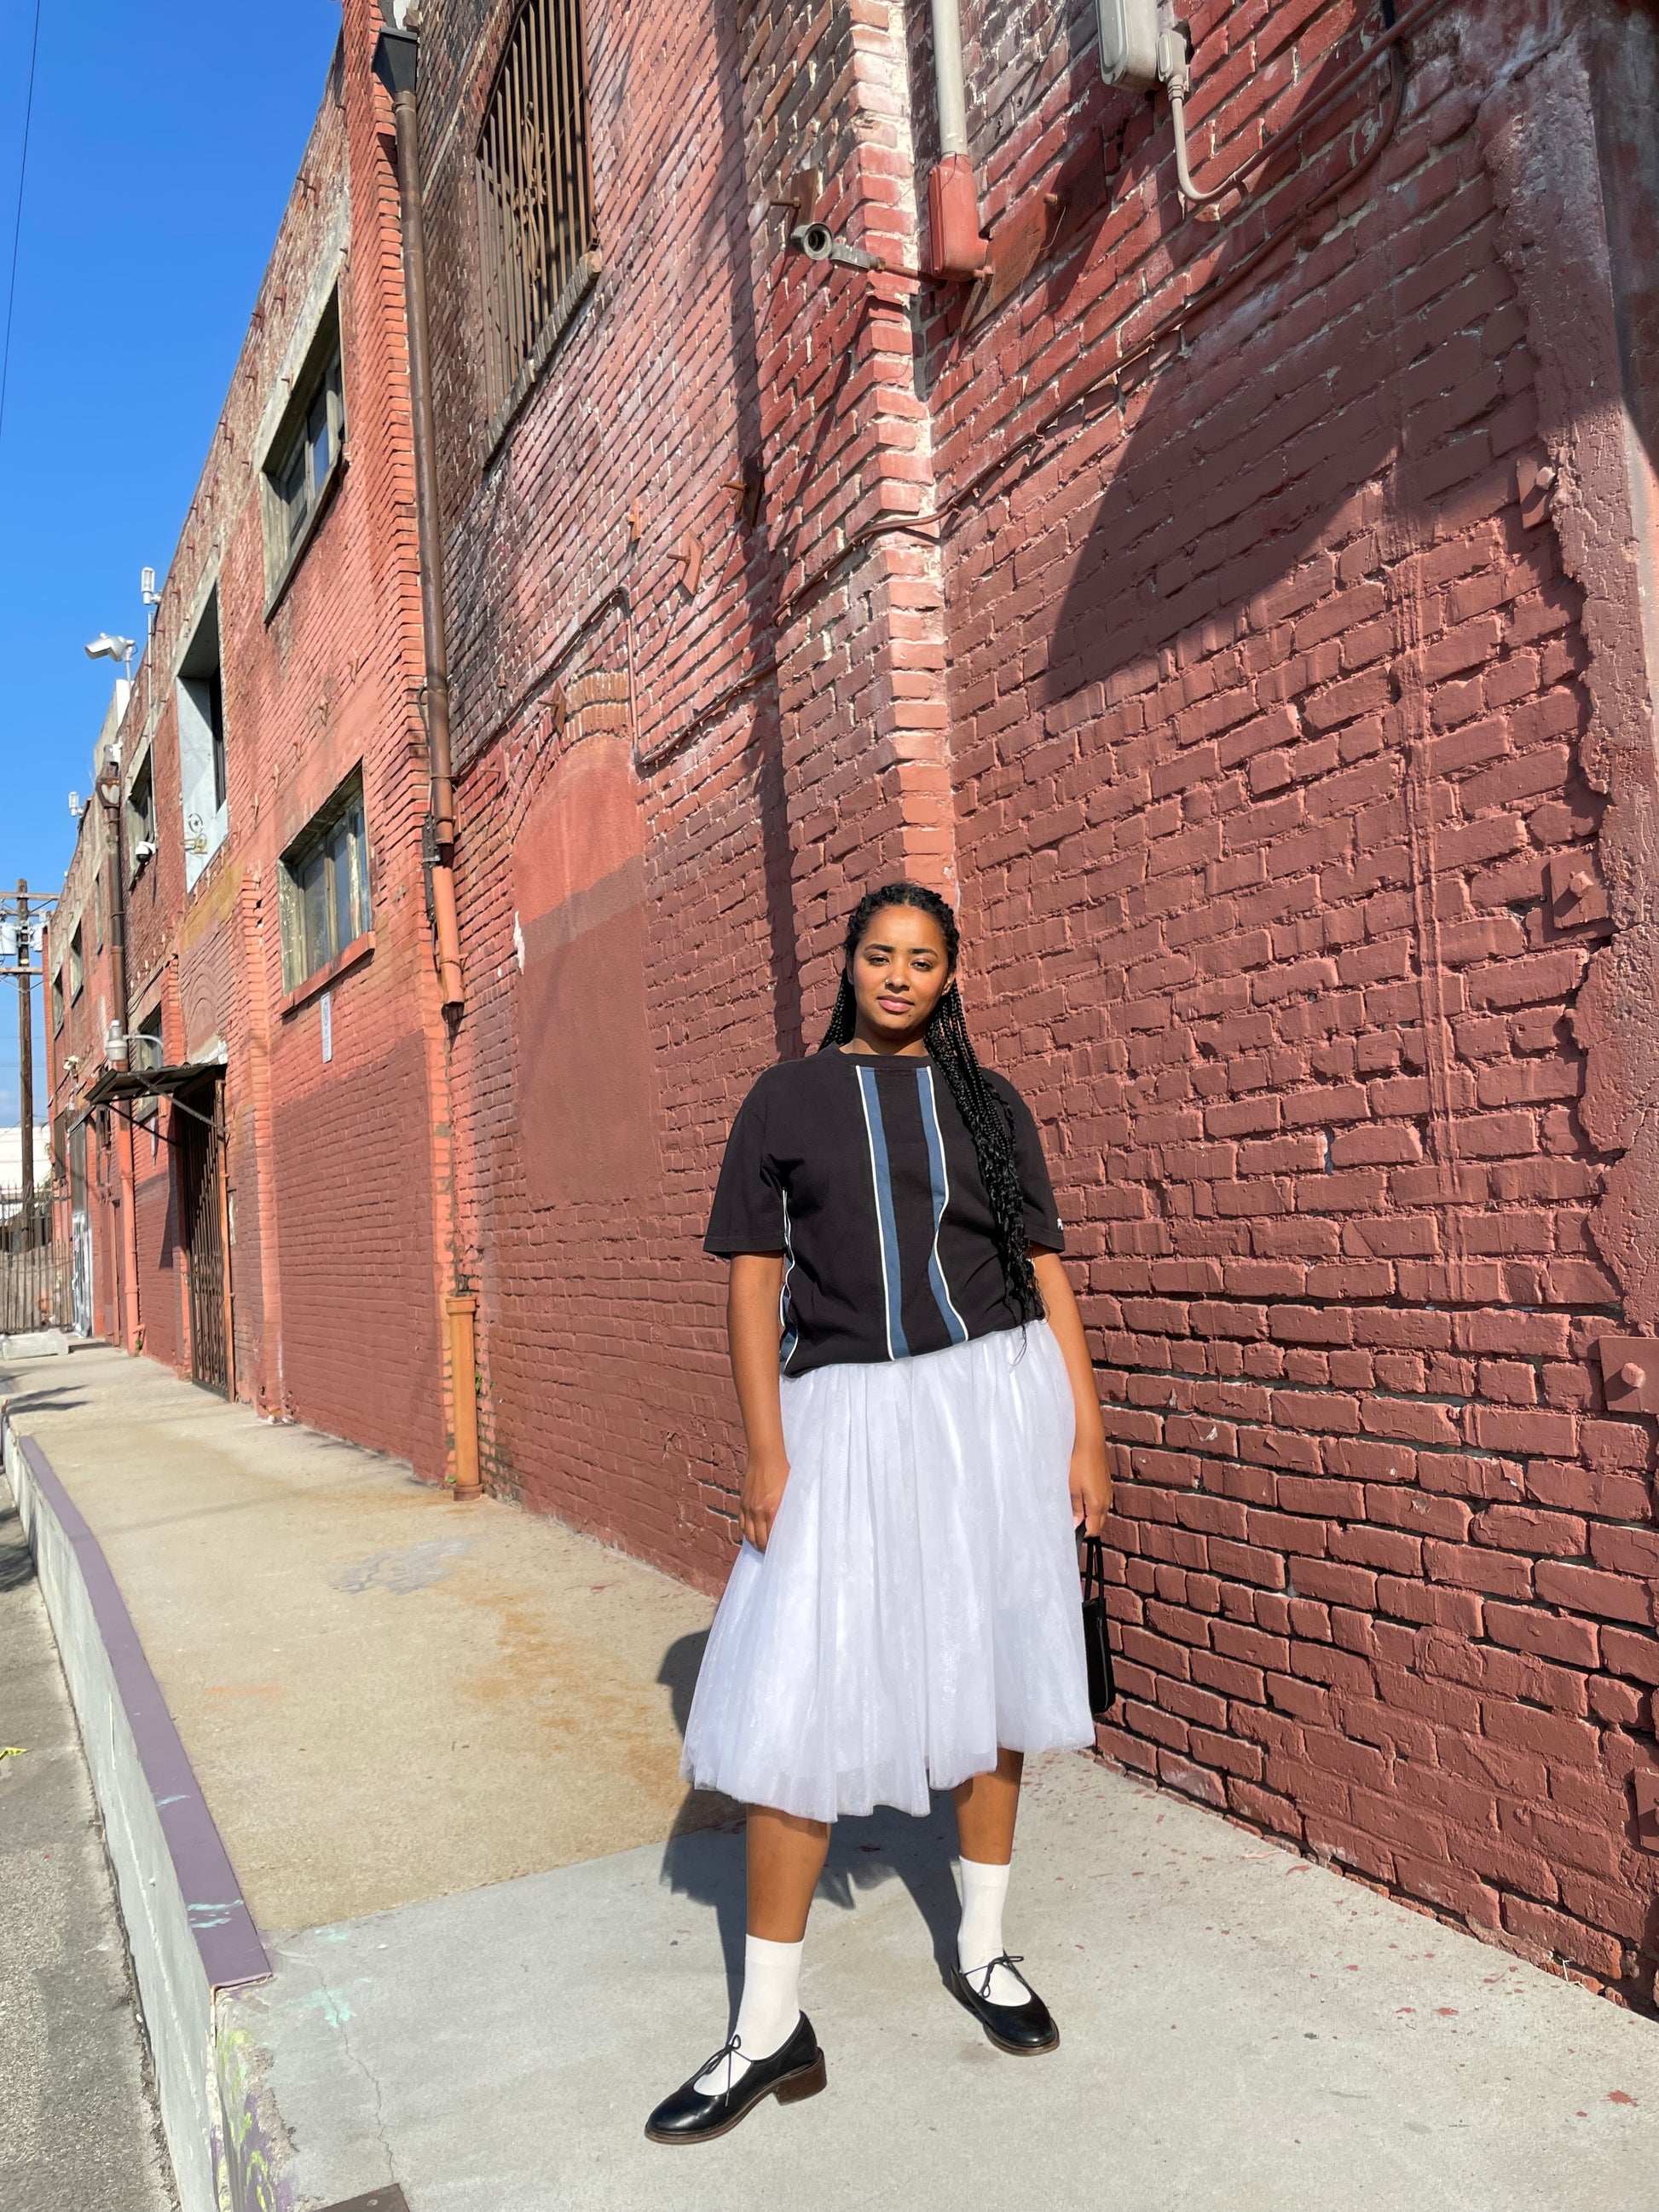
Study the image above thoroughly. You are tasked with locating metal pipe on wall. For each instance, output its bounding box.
[95,756,142,1354]
[374,23,465,1017]
[925,0,985,278]
[930,0,968,157]
[375,20,481,1502]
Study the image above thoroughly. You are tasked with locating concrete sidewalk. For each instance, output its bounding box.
[4,1346,1657,2211]
[0,1346,734,1933]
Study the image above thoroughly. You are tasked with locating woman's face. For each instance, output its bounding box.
[848,904,954,1046]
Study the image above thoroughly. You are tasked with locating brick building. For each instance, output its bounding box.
[46,21,463,1476]
[47,0,1659,2003]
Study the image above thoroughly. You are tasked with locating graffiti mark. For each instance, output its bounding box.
[329,1540,470,1597]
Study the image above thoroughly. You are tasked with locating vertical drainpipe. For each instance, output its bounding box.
[95,753,142,1355]
[374,22,483,1501]
[926,0,985,279]
[374,24,465,1011]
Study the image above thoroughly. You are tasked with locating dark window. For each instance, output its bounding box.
[93,867,103,950]
[68,924,83,1002]
[280,769,370,991]
[208,670,227,810]
[51,967,63,1035]
[179,590,229,883]
[262,297,345,599]
[128,753,157,872]
[476,0,597,434]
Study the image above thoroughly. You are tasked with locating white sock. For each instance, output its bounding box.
[957,1857,1026,2005]
[695,1934,803,2093]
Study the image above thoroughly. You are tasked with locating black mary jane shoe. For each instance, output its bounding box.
[645,2012,826,2145]
[949,1953,1061,2056]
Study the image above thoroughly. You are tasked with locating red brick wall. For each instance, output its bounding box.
[413,0,1659,2000]
[905,0,1657,1995]
[422,0,798,1579]
[61,8,456,1474]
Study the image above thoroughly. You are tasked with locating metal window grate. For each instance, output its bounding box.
[476,0,597,430]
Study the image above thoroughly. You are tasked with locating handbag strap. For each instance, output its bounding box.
[1078,1530,1107,1602]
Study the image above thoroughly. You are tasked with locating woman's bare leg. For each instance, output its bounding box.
[748,1805,831,1941]
[952,1747,1024,1864]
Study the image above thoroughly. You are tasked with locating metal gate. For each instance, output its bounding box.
[179,1083,231,1398]
[0,1186,66,1336]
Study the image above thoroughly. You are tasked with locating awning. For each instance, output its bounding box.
[84,1060,222,1130]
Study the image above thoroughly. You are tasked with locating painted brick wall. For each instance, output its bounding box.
[412,0,1659,2001]
[421,0,801,1581]
[52,9,454,1477]
[910,0,1659,1997]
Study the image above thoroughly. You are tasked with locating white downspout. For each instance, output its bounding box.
[931,0,968,157]
[925,0,984,277]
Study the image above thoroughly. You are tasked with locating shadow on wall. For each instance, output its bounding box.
[655,1626,965,2018]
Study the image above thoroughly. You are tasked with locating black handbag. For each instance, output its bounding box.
[1079,1533,1118,1718]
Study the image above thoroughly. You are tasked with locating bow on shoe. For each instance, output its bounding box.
[694,2030,745,2097]
[967,1953,1031,2002]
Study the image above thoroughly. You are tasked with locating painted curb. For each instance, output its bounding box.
[3,1408,286,2212]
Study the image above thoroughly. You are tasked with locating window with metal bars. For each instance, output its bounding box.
[476,0,598,438]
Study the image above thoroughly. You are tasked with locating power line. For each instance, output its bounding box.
[0,0,43,451]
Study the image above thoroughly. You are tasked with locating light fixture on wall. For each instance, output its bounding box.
[84,632,136,679]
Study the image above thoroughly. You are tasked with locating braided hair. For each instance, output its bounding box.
[818,883,1043,1324]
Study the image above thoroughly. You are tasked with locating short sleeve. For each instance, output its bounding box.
[993,1077,1065,1253]
[703,1084,786,1256]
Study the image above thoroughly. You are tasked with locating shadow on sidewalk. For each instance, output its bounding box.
[656,1628,963,2021]
[0,1498,36,1593]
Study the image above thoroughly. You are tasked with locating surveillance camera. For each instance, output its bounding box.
[134,840,157,863]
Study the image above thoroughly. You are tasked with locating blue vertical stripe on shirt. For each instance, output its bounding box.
[854,1063,910,1360]
[916,1066,970,1346]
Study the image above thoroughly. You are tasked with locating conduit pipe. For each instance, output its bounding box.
[927,0,986,278]
[375,23,465,1016]
[95,753,142,1354]
[376,20,481,1504]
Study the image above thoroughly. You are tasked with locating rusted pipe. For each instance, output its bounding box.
[444,1293,482,1500]
[926,0,985,278]
[375,25,464,1015]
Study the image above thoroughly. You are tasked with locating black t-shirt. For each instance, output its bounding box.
[704,1048,1064,1376]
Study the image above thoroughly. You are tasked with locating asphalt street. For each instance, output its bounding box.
[0,1473,176,2212]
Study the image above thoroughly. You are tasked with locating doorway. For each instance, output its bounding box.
[178,1079,231,1398]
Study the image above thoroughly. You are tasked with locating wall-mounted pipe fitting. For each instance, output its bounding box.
[926,0,986,280]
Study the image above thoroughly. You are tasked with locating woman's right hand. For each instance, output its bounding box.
[741,1448,791,1553]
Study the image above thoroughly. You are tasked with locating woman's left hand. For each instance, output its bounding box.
[1070,1430,1113,1539]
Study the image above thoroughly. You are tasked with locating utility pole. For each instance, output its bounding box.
[16,879,32,1226]
[2,880,51,1224]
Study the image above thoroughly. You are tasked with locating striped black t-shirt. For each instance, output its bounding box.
[704,1048,1064,1376]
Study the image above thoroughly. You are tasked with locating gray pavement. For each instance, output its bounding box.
[0,1345,733,1933]
[0,1476,176,2212]
[238,1751,1658,2212]
[6,1348,1658,2210]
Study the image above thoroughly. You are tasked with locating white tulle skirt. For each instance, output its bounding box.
[681,1320,1094,1822]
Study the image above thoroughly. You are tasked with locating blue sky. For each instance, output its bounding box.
[0,2,344,1130]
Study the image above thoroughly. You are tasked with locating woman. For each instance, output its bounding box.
[646,883,1113,2146]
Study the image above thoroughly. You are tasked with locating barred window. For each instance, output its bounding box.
[476,0,598,436]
